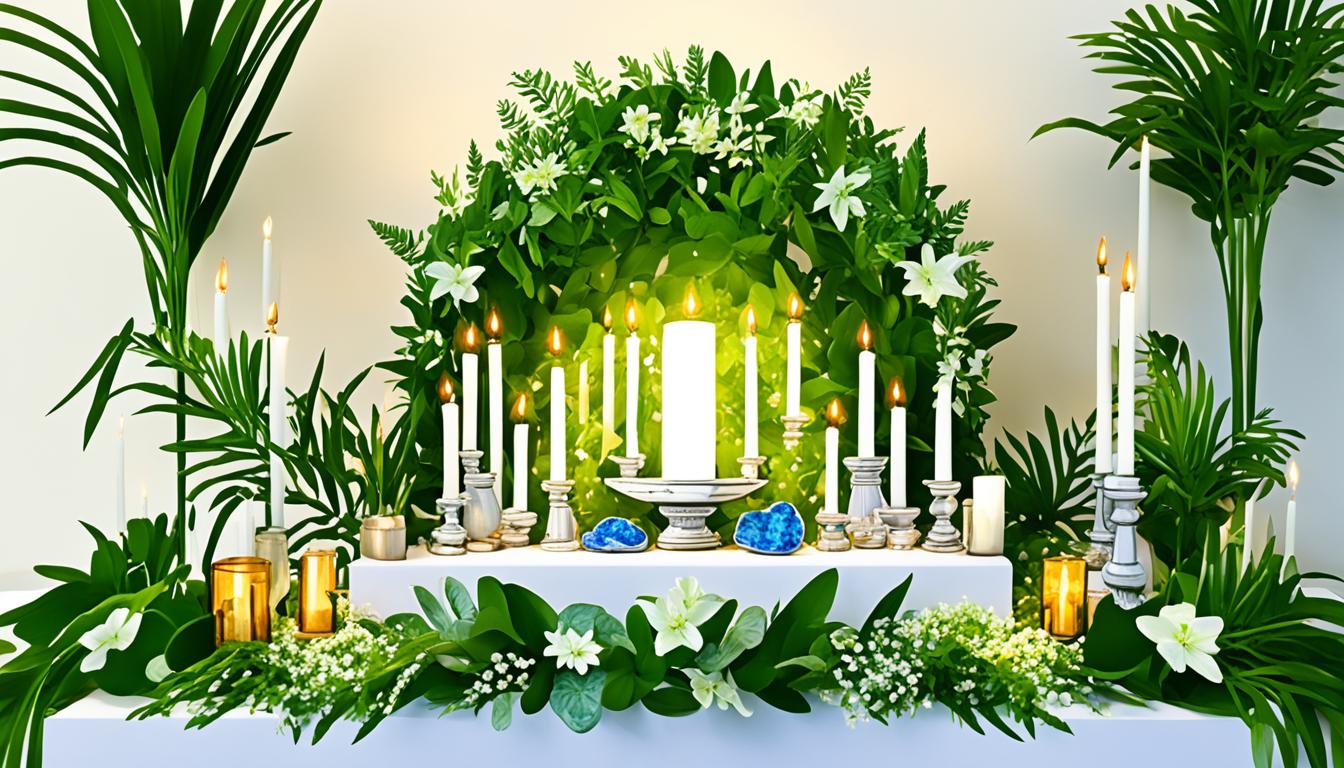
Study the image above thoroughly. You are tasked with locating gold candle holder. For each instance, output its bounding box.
[212,557,271,645]
[297,549,337,637]
[1042,555,1087,641]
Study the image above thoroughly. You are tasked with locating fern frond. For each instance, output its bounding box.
[510,68,577,126]
[836,67,872,114]
[465,140,485,187]
[497,99,531,133]
[684,45,708,95]
[573,60,612,102]
[653,48,679,86]
[368,220,424,261]
[618,55,654,89]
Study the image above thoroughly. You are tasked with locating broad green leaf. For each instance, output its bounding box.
[549,668,606,733]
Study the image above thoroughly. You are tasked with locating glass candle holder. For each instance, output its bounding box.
[212,557,271,645]
[253,526,290,614]
[299,549,337,635]
[1042,555,1087,641]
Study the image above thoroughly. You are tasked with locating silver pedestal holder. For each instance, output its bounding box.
[737,456,766,481]
[499,507,537,547]
[429,495,468,555]
[1101,474,1147,609]
[843,456,889,548]
[781,414,808,451]
[605,477,766,550]
[921,479,965,553]
[459,448,484,475]
[878,506,921,549]
[815,510,852,551]
[540,479,580,551]
[462,471,502,552]
[1085,473,1116,569]
[610,454,645,478]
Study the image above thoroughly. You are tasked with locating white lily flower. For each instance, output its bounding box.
[687,668,753,717]
[725,92,757,119]
[78,607,142,673]
[619,104,660,143]
[1136,603,1225,683]
[425,262,485,308]
[784,97,823,128]
[678,110,720,154]
[512,164,541,195]
[530,152,568,195]
[896,244,975,308]
[648,131,676,156]
[542,627,603,675]
[812,165,870,232]
[641,577,724,655]
[966,349,989,379]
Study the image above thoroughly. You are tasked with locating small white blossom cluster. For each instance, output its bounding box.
[449,651,537,712]
[826,602,1092,726]
[933,318,990,415]
[673,92,774,168]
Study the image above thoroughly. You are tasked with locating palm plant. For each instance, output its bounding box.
[1,0,323,555]
[1036,0,1344,436]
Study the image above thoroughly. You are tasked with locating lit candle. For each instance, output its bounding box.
[1243,487,1259,572]
[115,416,126,533]
[824,399,844,516]
[857,321,876,456]
[602,307,616,436]
[298,550,337,635]
[260,217,274,323]
[266,302,289,529]
[486,307,504,501]
[624,299,640,459]
[785,293,803,416]
[1117,253,1136,476]
[1095,238,1113,474]
[512,394,530,509]
[578,360,589,425]
[438,373,460,497]
[969,475,1006,555]
[1136,136,1151,336]
[934,379,953,482]
[743,305,759,458]
[213,258,230,354]
[548,327,567,481]
[140,483,149,518]
[461,324,480,451]
[661,283,717,479]
[1285,460,1299,562]
[1043,556,1087,640]
[888,378,907,507]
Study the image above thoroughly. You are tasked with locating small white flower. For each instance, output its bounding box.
[784,96,823,127]
[1136,602,1224,684]
[812,165,870,232]
[543,627,603,676]
[619,104,660,143]
[512,152,568,197]
[896,244,975,308]
[678,110,720,154]
[724,92,757,119]
[687,669,753,717]
[424,262,485,308]
[648,131,676,156]
[78,607,142,673]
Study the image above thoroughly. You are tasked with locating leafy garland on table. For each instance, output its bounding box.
[371,47,1014,545]
[135,570,1100,740]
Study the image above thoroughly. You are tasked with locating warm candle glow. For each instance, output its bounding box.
[265,301,278,333]
[1289,459,1299,496]
[683,282,702,319]
[262,216,273,240]
[1121,251,1136,292]
[462,323,480,353]
[548,325,565,356]
[1042,555,1087,641]
[1096,237,1108,275]
[825,398,846,428]
[745,305,757,335]
[624,299,639,332]
[216,258,229,293]
[437,372,455,404]
[512,393,528,422]
[602,305,614,331]
[486,306,502,340]
[887,377,906,408]
[857,320,873,351]
[787,292,804,321]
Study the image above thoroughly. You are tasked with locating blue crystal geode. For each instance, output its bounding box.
[733,501,805,555]
[581,517,649,553]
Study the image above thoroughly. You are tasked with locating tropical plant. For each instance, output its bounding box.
[1,0,323,556]
[1036,0,1344,438]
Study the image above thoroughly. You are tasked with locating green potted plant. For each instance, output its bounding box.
[352,401,424,561]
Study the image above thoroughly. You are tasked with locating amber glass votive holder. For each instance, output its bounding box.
[298,549,338,636]
[1042,555,1087,641]
[212,556,271,645]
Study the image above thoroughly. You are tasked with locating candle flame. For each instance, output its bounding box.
[262,216,273,240]
[266,302,278,333]
[548,325,564,356]
[857,320,873,351]
[602,305,614,331]
[887,377,906,408]
[683,282,701,319]
[1121,252,1135,292]
[1058,560,1072,613]
[463,323,480,352]
[745,305,757,335]
[624,298,638,332]
[512,393,528,422]
[1096,237,1108,275]
[1288,459,1299,494]
[787,292,804,321]
[825,398,846,428]
[216,258,229,293]
[437,372,455,404]
[486,306,502,340]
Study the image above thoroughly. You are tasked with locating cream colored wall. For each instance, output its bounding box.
[2,0,1340,584]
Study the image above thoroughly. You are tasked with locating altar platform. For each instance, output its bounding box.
[348,544,1014,624]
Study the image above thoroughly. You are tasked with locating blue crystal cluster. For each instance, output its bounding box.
[582,517,649,552]
[733,501,804,555]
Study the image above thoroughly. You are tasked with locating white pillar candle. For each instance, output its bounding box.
[602,311,616,435]
[1285,460,1299,562]
[548,328,567,482]
[969,475,1006,555]
[578,360,589,425]
[267,308,289,529]
[1242,489,1259,572]
[140,483,149,519]
[743,306,759,458]
[1117,254,1136,476]
[260,217,274,324]
[1136,137,1151,336]
[934,380,953,482]
[439,374,460,497]
[661,287,716,479]
[624,300,641,458]
[785,293,803,416]
[213,258,230,354]
[461,325,480,451]
[857,321,875,457]
[487,310,504,501]
[238,499,256,556]
[512,395,530,509]
[824,399,842,515]
[115,416,126,534]
[888,379,907,507]
[1095,238,1113,474]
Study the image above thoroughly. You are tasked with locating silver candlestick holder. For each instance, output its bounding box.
[1085,472,1116,569]
[605,477,766,550]
[844,456,889,548]
[815,510,852,552]
[1101,474,1147,609]
[499,507,537,547]
[540,479,579,551]
[781,414,808,451]
[737,456,765,480]
[462,471,502,552]
[610,454,645,478]
[878,506,921,549]
[429,495,468,556]
[459,449,484,475]
[921,479,965,553]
